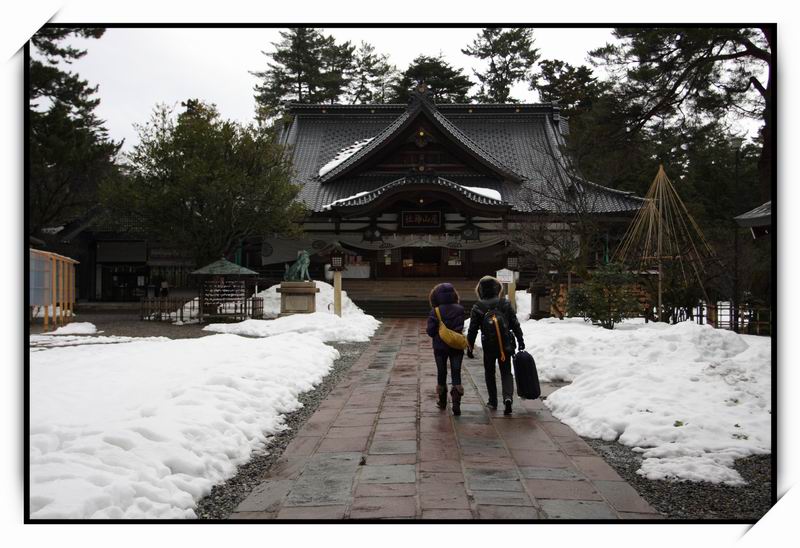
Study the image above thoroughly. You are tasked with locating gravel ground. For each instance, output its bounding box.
[584,438,773,520]
[193,339,371,519]
[29,313,212,339]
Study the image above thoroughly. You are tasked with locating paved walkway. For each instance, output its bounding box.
[229,319,661,520]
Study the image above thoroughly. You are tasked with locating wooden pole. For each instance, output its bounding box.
[509,278,517,312]
[334,270,342,317]
[58,259,65,326]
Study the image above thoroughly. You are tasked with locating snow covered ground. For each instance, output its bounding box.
[204,311,379,342]
[204,281,381,342]
[29,286,379,519]
[29,332,340,519]
[518,317,771,485]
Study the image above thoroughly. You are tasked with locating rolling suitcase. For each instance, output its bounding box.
[513,350,541,399]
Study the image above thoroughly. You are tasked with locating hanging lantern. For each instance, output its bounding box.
[506,250,520,270]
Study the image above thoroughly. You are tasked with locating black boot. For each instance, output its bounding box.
[436,385,448,409]
[504,399,513,416]
[450,385,464,416]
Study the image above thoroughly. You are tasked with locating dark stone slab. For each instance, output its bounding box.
[592,480,658,514]
[524,479,603,501]
[369,439,417,455]
[539,499,618,519]
[350,496,417,519]
[471,490,533,507]
[235,479,293,513]
[476,505,541,519]
[518,467,584,481]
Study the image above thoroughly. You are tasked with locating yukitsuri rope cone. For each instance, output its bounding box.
[614,165,717,320]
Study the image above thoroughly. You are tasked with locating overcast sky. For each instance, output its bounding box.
[59,27,616,151]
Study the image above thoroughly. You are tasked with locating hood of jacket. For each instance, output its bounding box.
[475,276,503,300]
[429,283,460,307]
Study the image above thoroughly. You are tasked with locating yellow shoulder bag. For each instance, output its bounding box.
[435,307,469,350]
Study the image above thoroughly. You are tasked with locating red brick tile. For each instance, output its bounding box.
[316,437,368,453]
[283,436,320,456]
[349,496,417,519]
[570,456,623,481]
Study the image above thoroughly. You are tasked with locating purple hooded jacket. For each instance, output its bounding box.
[426,283,466,353]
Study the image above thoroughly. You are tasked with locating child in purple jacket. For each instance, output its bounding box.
[426,282,466,415]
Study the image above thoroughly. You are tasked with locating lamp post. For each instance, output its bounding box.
[732,137,744,333]
[330,246,345,317]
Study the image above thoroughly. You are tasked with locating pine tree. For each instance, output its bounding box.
[462,28,540,103]
[252,28,358,112]
[348,42,398,104]
[391,55,473,104]
[591,27,773,200]
[317,38,356,104]
[535,60,609,117]
[28,27,121,236]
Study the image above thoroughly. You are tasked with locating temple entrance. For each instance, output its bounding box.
[401,247,441,277]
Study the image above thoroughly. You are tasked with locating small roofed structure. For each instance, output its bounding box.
[734,201,771,239]
[191,258,261,322]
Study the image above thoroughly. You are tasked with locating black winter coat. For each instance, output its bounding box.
[467,297,525,355]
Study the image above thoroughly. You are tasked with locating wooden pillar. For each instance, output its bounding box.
[508,278,517,312]
[333,270,342,317]
[58,259,65,326]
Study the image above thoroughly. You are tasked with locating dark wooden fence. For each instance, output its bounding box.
[140,296,264,323]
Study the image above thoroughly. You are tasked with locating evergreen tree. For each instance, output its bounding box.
[535,59,610,117]
[391,55,473,104]
[591,27,773,200]
[28,27,121,236]
[462,27,540,103]
[317,37,356,104]
[348,41,398,104]
[252,28,357,112]
[104,100,305,266]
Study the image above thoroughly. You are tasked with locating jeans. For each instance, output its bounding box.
[434,349,463,386]
[483,351,514,404]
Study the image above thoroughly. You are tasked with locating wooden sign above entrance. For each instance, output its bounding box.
[401,210,441,229]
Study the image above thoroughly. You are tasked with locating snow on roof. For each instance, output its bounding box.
[321,191,370,211]
[318,137,375,178]
[461,185,502,202]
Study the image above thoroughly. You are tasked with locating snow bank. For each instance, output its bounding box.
[205,281,379,343]
[204,311,379,343]
[29,334,167,351]
[522,318,771,485]
[50,322,98,335]
[257,280,367,318]
[29,333,339,519]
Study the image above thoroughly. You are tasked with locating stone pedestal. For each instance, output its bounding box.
[277,281,320,315]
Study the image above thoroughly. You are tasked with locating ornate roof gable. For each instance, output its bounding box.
[316,87,525,184]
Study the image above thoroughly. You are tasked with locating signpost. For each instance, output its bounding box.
[496,268,516,311]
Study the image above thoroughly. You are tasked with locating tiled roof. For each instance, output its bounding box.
[191,258,259,276]
[734,201,771,227]
[281,97,643,215]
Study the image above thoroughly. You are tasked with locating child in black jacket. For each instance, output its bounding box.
[466,276,525,415]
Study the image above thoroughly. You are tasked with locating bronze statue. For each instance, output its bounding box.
[284,250,312,282]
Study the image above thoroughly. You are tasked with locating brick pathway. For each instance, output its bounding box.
[229,319,661,520]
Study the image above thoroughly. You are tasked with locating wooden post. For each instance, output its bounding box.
[508,279,517,312]
[334,270,342,317]
[49,255,56,330]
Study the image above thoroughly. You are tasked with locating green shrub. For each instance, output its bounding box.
[567,262,640,329]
